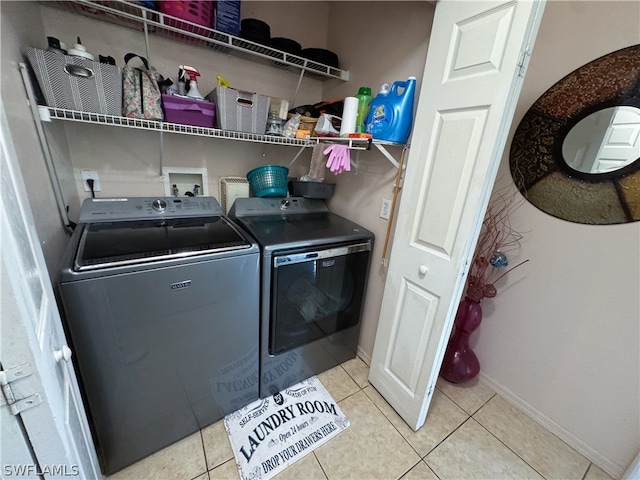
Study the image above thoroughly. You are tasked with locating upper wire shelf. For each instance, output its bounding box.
[45,0,349,81]
[44,107,312,146]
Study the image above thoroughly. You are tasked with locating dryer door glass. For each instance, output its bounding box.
[270,243,371,354]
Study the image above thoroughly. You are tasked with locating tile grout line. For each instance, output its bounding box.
[349,379,434,480]
[471,394,593,479]
[468,391,497,416]
[470,415,548,479]
[209,457,236,475]
[327,363,422,480]
[421,415,474,462]
[359,382,426,463]
[315,371,364,480]
[312,451,330,480]
[436,383,497,416]
[581,463,594,480]
[198,429,211,480]
[360,375,488,472]
[396,459,425,480]
[425,461,443,480]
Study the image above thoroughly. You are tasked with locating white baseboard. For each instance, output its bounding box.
[356,346,372,366]
[479,373,623,479]
[622,452,640,479]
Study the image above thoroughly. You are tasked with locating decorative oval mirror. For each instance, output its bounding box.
[510,44,640,225]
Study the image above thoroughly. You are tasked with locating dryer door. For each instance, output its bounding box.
[270,242,371,354]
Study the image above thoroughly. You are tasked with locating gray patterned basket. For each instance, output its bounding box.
[24,46,122,115]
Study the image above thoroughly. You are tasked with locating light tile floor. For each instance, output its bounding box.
[107,357,614,480]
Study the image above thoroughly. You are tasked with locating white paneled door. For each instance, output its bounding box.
[0,101,100,478]
[369,0,545,430]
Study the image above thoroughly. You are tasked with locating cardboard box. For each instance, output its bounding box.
[24,46,122,115]
[214,1,241,36]
[162,94,215,128]
[206,87,270,134]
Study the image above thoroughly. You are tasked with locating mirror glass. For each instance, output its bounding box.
[562,106,640,174]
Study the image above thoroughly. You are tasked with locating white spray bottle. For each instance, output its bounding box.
[180,65,204,99]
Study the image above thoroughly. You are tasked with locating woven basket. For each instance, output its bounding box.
[288,113,318,132]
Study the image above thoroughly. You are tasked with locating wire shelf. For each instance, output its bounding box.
[46,0,349,81]
[43,108,405,160]
[45,107,316,146]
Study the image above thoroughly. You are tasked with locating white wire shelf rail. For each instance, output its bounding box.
[46,0,349,81]
[43,107,313,146]
[39,106,399,154]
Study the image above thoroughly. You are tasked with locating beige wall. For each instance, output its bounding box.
[474,2,640,477]
[0,2,70,280]
[323,1,434,363]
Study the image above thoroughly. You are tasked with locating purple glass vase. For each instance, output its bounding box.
[440,297,482,383]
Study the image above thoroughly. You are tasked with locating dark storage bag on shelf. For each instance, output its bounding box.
[239,18,271,45]
[122,53,164,120]
[300,48,340,68]
[24,46,122,115]
[271,37,302,55]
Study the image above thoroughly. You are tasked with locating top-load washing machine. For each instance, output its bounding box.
[230,197,374,398]
[56,197,260,475]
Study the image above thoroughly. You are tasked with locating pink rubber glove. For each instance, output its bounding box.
[324,144,350,175]
[324,144,339,173]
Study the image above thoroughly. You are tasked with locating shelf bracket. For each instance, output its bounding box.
[19,62,72,232]
[351,150,361,172]
[288,145,309,167]
[291,69,305,109]
[374,143,400,169]
[142,9,151,63]
[159,124,164,176]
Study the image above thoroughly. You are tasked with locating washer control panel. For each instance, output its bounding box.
[79,197,223,222]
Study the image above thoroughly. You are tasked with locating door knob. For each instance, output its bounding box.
[54,345,72,363]
[419,265,428,275]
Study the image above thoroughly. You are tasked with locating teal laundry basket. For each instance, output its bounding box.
[247,165,289,197]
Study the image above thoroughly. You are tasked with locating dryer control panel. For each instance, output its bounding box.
[230,197,329,217]
[78,197,223,222]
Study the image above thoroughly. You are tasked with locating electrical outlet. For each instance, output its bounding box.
[380,198,392,220]
[81,170,101,192]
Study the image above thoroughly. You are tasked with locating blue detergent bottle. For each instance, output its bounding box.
[365,76,417,143]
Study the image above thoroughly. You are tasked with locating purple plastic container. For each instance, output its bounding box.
[162,94,215,128]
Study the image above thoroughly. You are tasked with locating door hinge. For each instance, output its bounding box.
[0,364,42,415]
[517,46,532,78]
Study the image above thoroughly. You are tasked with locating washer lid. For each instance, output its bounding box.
[75,216,251,271]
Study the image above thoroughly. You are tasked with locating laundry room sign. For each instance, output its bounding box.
[224,376,349,480]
